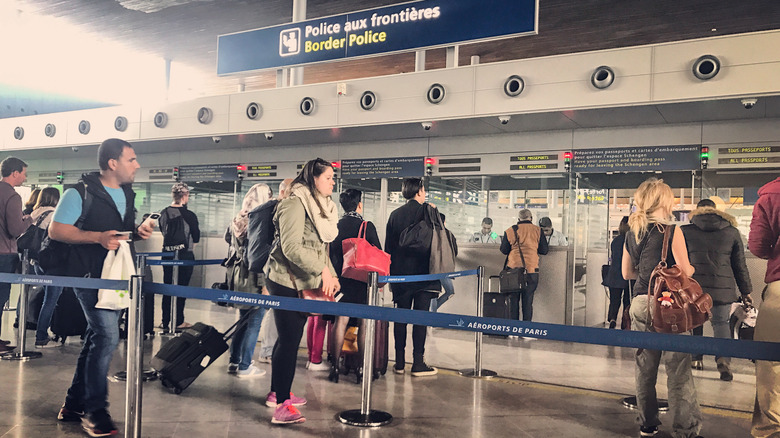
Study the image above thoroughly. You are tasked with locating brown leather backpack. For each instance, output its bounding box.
[648,225,713,334]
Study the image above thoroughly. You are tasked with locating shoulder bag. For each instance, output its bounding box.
[342,221,391,283]
[499,226,528,292]
[649,224,713,334]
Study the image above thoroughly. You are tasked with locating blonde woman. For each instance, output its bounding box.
[622,178,702,438]
[264,158,340,424]
[225,183,272,378]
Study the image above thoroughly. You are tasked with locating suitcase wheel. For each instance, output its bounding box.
[173,387,182,395]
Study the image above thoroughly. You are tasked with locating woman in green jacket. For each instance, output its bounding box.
[264,158,340,425]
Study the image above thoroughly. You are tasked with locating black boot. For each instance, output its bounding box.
[328,359,340,383]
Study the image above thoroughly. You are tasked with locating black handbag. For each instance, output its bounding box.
[17,210,53,260]
[398,203,435,252]
[499,226,527,292]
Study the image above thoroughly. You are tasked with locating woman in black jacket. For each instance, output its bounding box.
[328,189,382,383]
[603,216,632,329]
[681,199,752,379]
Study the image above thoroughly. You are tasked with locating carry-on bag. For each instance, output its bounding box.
[341,319,389,377]
[153,308,258,394]
[50,287,88,344]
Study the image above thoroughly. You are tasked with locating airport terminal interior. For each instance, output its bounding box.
[3,0,780,437]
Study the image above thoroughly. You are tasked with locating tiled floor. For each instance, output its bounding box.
[0,297,755,437]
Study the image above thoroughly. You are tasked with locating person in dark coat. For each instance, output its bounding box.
[328,189,382,383]
[682,199,752,380]
[603,216,632,329]
[384,177,439,376]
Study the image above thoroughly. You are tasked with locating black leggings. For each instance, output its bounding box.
[607,287,631,322]
[266,280,308,404]
[393,290,436,364]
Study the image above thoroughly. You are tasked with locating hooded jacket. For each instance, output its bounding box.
[681,207,751,304]
[749,177,780,283]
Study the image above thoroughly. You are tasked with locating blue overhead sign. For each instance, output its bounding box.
[217,0,538,75]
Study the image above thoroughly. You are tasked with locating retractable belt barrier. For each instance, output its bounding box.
[2,270,779,361]
[0,272,128,291]
[137,252,175,258]
[379,269,479,283]
[142,280,780,362]
[145,259,224,266]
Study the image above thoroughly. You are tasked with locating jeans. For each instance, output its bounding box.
[753,280,780,437]
[161,251,194,327]
[607,287,631,322]
[393,289,435,365]
[65,288,121,414]
[691,303,732,364]
[0,253,18,339]
[258,309,277,359]
[229,307,266,370]
[430,277,455,312]
[33,263,63,342]
[630,295,702,438]
[519,273,539,321]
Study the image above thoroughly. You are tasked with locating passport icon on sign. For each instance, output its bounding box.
[279,28,300,56]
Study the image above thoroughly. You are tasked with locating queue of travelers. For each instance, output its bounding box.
[3,142,780,437]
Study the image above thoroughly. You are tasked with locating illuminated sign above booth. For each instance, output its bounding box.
[217,0,538,75]
[710,144,780,169]
[572,146,701,173]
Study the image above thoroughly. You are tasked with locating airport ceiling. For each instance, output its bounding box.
[3,0,780,153]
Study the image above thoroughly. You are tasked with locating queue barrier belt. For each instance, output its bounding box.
[3,271,777,362]
[137,252,175,258]
[145,259,224,266]
[142,281,780,362]
[379,269,479,283]
[0,272,128,292]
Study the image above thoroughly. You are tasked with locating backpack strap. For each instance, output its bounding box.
[73,182,92,230]
[659,224,673,268]
[34,210,54,228]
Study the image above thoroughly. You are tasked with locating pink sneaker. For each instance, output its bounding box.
[271,400,305,425]
[265,391,307,408]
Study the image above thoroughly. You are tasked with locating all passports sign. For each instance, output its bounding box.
[217,0,538,75]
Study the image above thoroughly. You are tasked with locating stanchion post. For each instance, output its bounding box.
[459,266,496,378]
[338,271,392,427]
[169,250,179,334]
[124,259,145,438]
[1,249,42,361]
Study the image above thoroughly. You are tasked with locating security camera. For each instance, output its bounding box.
[741,98,757,109]
[421,122,432,131]
[71,146,79,152]
[264,132,274,141]
[212,136,222,144]
[499,115,511,125]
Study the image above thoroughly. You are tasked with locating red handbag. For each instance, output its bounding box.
[342,221,391,283]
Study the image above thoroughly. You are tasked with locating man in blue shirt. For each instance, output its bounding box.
[50,138,153,437]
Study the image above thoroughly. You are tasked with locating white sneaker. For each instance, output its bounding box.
[307,361,330,371]
[257,356,272,364]
[227,363,238,374]
[236,365,266,378]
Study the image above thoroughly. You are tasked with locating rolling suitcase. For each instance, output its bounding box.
[51,287,88,344]
[152,308,257,394]
[485,276,519,320]
[341,319,389,377]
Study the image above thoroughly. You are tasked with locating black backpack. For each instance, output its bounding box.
[17,210,53,261]
[38,184,92,273]
[246,199,278,272]
[161,207,191,252]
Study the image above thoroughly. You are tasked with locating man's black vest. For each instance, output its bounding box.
[67,172,136,279]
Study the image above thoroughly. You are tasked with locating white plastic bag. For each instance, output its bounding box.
[96,240,136,310]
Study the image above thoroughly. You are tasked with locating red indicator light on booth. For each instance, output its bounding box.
[236,165,247,171]
[425,158,436,165]
[563,152,573,160]
[331,161,341,168]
